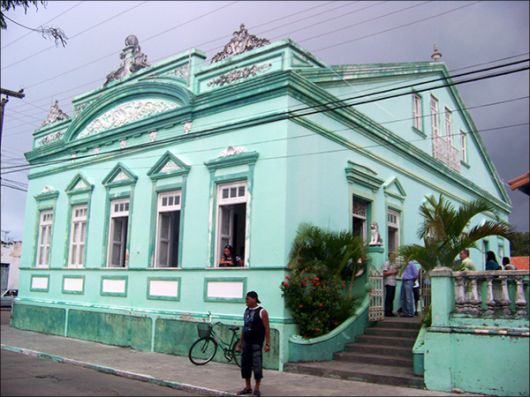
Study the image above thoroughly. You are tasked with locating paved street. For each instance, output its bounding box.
[1,350,200,396]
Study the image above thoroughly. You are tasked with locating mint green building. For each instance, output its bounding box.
[13,27,512,373]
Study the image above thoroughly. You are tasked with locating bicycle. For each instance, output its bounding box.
[188,312,242,367]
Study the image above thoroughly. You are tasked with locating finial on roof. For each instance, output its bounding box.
[211,23,270,63]
[431,43,442,62]
[104,35,150,87]
[42,100,69,126]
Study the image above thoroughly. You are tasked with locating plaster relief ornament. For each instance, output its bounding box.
[149,131,157,142]
[42,185,55,193]
[119,140,127,149]
[211,24,270,63]
[41,100,69,127]
[161,161,179,173]
[38,129,65,146]
[93,147,100,155]
[207,62,272,87]
[369,222,383,246]
[104,35,150,87]
[183,121,192,134]
[218,146,246,157]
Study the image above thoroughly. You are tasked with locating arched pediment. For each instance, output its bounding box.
[65,79,193,142]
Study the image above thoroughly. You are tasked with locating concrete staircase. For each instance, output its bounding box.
[284,317,424,388]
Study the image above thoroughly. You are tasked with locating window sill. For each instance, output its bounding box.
[412,127,427,138]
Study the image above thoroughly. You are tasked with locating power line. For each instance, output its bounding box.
[1,62,528,175]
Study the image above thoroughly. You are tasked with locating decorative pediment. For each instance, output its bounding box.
[383,177,407,201]
[211,24,270,63]
[345,161,383,192]
[66,174,93,195]
[102,163,138,187]
[147,151,190,180]
[104,35,150,87]
[76,98,180,140]
[41,100,69,127]
[205,150,259,172]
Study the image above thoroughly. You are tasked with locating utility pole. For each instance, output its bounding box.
[0,88,25,148]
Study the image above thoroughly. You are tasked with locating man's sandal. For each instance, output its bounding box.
[236,388,252,395]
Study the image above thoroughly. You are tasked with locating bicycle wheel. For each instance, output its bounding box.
[231,340,242,368]
[189,337,218,365]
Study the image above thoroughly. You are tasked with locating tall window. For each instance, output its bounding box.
[387,209,400,255]
[412,93,422,131]
[352,197,369,241]
[430,95,439,137]
[444,107,453,142]
[216,181,247,266]
[36,210,53,267]
[107,199,129,267]
[460,130,468,163]
[155,191,181,267]
[68,205,87,267]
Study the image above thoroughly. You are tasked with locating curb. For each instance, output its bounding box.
[1,344,236,396]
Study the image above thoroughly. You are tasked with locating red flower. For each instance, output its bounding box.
[282,281,289,287]
[285,276,290,279]
[313,277,319,281]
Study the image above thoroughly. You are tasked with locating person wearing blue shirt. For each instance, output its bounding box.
[399,260,420,317]
[485,251,501,270]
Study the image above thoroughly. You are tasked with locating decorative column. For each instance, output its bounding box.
[514,275,528,318]
[484,275,496,316]
[454,273,466,313]
[498,275,511,317]
[468,275,481,316]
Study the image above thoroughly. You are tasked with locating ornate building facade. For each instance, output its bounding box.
[13,26,511,370]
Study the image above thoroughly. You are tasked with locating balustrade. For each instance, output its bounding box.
[452,270,529,318]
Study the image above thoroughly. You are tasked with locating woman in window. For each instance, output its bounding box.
[219,244,243,267]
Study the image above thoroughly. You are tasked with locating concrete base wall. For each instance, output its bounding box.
[424,328,529,396]
[11,302,281,369]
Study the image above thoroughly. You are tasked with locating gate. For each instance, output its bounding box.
[368,267,384,321]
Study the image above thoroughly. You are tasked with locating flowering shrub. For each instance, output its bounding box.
[280,224,366,339]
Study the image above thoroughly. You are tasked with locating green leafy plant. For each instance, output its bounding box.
[400,194,512,272]
[280,224,366,339]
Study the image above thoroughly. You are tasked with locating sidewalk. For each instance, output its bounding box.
[1,324,473,396]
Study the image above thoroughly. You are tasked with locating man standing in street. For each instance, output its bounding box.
[236,291,270,397]
[399,259,420,317]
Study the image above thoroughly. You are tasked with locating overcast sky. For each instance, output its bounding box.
[1,1,528,241]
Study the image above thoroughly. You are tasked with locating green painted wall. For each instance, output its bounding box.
[11,303,65,336]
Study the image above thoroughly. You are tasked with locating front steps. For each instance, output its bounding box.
[284,317,424,388]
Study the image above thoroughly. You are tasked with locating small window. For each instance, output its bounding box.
[36,210,53,267]
[352,197,369,242]
[430,95,439,137]
[412,93,422,131]
[155,191,181,267]
[107,199,129,267]
[216,181,247,267]
[68,204,87,268]
[387,209,400,255]
[460,130,468,163]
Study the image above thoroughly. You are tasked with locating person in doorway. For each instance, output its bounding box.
[503,257,516,270]
[236,291,270,397]
[485,251,501,270]
[413,264,422,316]
[459,249,476,271]
[383,252,398,317]
[219,244,242,267]
[399,259,419,317]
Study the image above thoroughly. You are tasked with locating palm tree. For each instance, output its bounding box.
[400,194,512,272]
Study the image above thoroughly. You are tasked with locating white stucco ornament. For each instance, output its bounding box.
[161,161,180,173]
[93,147,101,155]
[120,140,127,149]
[149,131,157,142]
[183,121,192,134]
[218,146,246,157]
[42,185,55,193]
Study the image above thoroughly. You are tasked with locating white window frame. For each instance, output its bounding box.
[460,130,468,163]
[413,93,422,130]
[430,95,439,137]
[352,198,368,242]
[387,209,400,254]
[107,198,130,267]
[68,205,87,268]
[215,181,248,267]
[444,107,453,143]
[154,191,181,268]
[36,210,53,268]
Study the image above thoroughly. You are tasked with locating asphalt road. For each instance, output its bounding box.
[1,309,200,396]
